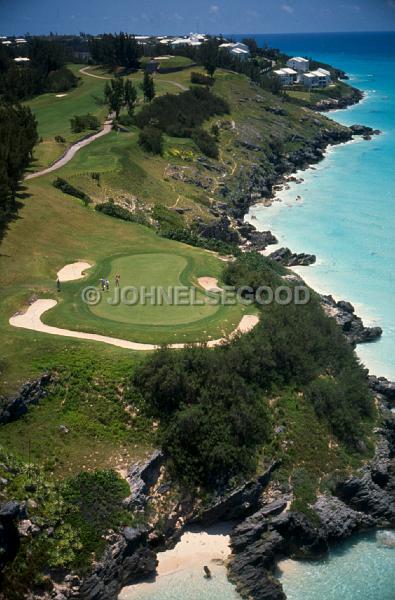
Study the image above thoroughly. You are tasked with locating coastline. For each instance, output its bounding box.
[119,525,235,599]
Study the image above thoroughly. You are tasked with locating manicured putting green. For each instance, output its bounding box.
[90,253,217,326]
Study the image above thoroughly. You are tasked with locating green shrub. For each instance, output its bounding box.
[70,113,100,134]
[95,200,149,225]
[53,177,91,205]
[138,126,163,155]
[134,87,229,137]
[54,134,65,143]
[190,72,214,86]
[192,128,219,158]
[46,67,79,93]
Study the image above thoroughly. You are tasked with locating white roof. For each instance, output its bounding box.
[14,57,30,62]
[274,68,296,76]
[219,42,235,48]
[315,67,331,76]
[289,56,309,63]
[2,40,12,45]
[310,70,329,78]
[303,72,317,79]
[231,47,249,55]
[16,38,27,43]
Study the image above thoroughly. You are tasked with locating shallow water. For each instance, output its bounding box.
[278,530,395,600]
[245,32,395,380]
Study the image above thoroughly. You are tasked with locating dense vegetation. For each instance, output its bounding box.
[0,39,78,102]
[95,199,149,225]
[135,87,229,136]
[70,113,100,133]
[134,253,374,488]
[134,86,229,156]
[190,71,214,86]
[89,33,142,70]
[0,452,135,598]
[138,125,163,155]
[0,102,38,237]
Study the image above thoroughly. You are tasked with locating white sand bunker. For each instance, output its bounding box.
[235,314,259,334]
[198,277,223,293]
[57,261,92,282]
[55,93,68,98]
[9,301,259,351]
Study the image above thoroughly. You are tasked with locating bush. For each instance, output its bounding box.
[61,470,132,567]
[192,128,218,158]
[138,126,163,155]
[54,135,65,143]
[95,200,149,225]
[134,87,229,138]
[53,177,91,205]
[70,113,100,134]
[46,67,79,93]
[190,71,214,86]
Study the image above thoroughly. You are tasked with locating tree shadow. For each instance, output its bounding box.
[0,185,32,245]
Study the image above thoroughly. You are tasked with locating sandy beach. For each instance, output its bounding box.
[119,524,233,599]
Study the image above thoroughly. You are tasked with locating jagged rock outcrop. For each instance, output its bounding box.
[0,501,26,571]
[268,247,316,267]
[197,216,240,244]
[123,450,164,511]
[192,461,281,525]
[75,527,157,600]
[321,294,382,345]
[0,373,52,424]
[368,376,395,405]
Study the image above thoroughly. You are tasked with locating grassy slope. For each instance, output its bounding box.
[0,62,359,503]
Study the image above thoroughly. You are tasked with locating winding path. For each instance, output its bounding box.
[79,66,189,91]
[25,120,113,180]
[10,300,259,351]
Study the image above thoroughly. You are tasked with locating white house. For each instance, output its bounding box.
[15,38,27,44]
[315,67,331,85]
[301,69,330,89]
[14,57,30,63]
[286,57,309,72]
[219,42,250,60]
[1,40,12,45]
[274,67,298,86]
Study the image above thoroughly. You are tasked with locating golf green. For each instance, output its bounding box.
[90,253,218,326]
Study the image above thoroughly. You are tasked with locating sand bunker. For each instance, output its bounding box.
[198,277,223,293]
[55,93,68,98]
[57,261,92,282]
[10,301,259,351]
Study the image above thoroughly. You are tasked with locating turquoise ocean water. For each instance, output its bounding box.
[121,33,395,600]
[244,31,395,380]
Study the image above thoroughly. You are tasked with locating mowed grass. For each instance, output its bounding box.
[27,64,193,171]
[0,173,247,392]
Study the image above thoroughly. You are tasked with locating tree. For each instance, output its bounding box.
[124,79,138,116]
[242,37,259,55]
[141,71,155,102]
[138,126,163,155]
[104,78,124,118]
[199,39,218,78]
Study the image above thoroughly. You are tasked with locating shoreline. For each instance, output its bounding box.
[245,88,390,377]
[119,525,234,599]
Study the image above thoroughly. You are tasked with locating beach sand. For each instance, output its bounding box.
[119,524,233,599]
